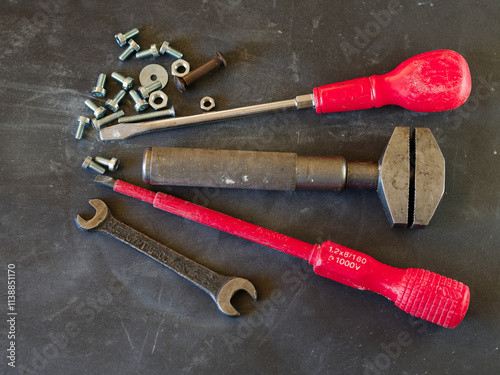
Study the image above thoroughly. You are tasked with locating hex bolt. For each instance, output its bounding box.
[159,41,183,59]
[119,39,140,61]
[118,107,175,123]
[111,72,134,90]
[174,51,227,93]
[138,80,162,99]
[129,89,149,112]
[84,99,107,119]
[92,73,107,98]
[75,116,90,140]
[115,28,139,47]
[91,110,125,131]
[82,156,106,174]
[94,156,120,172]
[136,44,160,59]
[105,89,127,112]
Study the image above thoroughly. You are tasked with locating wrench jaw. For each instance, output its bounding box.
[216,278,258,317]
[412,128,445,228]
[377,127,411,228]
[76,199,110,231]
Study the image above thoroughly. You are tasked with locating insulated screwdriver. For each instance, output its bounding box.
[100,49,471,140]
[95,176,470,328]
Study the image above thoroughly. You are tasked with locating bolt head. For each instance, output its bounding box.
[92,86,106,98]
[78,116,90,125]
[150,44,160,58]
[134,100,149,112]
[159,41,170,55]
[94,106,107,119]
[115,33,127,47]
[122,77,134,90]
[91,118,100,131]
[105,99,119,112]
[82,156,92,169]
[138,86,149,99]
[128,39,140,51]
[108,158,120,172]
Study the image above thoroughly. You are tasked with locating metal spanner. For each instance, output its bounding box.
[75,199,257,316]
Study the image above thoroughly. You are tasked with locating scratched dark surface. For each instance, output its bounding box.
[1,1,499,374]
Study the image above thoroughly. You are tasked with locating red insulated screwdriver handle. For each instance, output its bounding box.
[313,49,471,113]
[112,180,470,328]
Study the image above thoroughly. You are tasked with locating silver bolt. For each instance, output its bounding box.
[92,73,107,98]
[129,90,149,112]
[82,156,106,174]
[84,99,107,119]
[91,110,125,131]
[138,80,162,99]
[136,44,160,59]
[119,39,140,61]
[118,107,175,123]
[75,116,90,140]
[159,41,183,59]
[111,72,134,90]
[94,156,120,172]
[105,89,127,112]
[115,28,139,47]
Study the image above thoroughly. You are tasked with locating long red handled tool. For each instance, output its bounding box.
[94,176,470,328]
[100,49,471,140]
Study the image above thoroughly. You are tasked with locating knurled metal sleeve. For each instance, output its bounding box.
[143,147,298,190]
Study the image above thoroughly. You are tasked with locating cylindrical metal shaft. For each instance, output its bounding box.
[142,147,379,191]
[174,51,226,93]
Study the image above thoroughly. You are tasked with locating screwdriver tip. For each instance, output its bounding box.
[94,175,116,189]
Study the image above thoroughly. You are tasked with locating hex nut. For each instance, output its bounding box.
[171,59,190,78]
[200,96,215,111]
[149,91,168,110]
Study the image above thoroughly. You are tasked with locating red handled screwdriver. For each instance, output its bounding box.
[95,176,470,328]
[100,49,471,140]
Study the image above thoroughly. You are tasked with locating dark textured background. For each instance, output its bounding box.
[1,1,499,374]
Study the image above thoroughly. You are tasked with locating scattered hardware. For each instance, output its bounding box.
[159,41,183,59]
[105,90,127,112]
[149,91,168,110]
[115,28,139,47]
[94,156,120,172]
[139,64,168,88]
[92,73,107,98]
[91,110,125,131]
[119,39,140,61]
[111,72,134,90]
[118,107,175,123]
[136,44,160,59]
[76,199,257,316]
[95,176,470,328]
[84,99,106,119]
[174,51,227,93]
[200,96,215,111]
[138,81,162,99]
[129,89,149,112]
[75,116,90,139]
[171,59,191,78]
[81,156,105,174]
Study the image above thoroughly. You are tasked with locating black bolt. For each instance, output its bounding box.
[174,51,227,93]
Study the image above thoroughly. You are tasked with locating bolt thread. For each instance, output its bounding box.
[96,73,106,88]
[129,89,142,103]
[97,110,125,128]
[111,72,126,83]
[146,80,162,93]
[123,28,139,40]
[84,99,98,111]
[165,47,183,59]
[75,123,85,139]
[118,107,175,123]
[136,49,153,59]
[88,161,106,174]
[113,89,127,103]
[119,45,135,61]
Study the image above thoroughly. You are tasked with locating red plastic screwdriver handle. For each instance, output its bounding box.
[313,49,471,113]
[111,179,470,328]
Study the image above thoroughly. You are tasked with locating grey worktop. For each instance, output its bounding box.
[1,1,499,374]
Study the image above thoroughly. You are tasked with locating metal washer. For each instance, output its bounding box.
[139,64,169,89]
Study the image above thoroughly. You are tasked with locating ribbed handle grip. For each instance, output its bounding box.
[395,268,470,328]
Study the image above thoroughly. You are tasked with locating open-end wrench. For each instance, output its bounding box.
[100,49,471,140]
[142,127,444,228]
[95,177,470,328]
[75,199,257,316]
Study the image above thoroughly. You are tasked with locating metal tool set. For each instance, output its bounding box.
[76,27,472,328]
